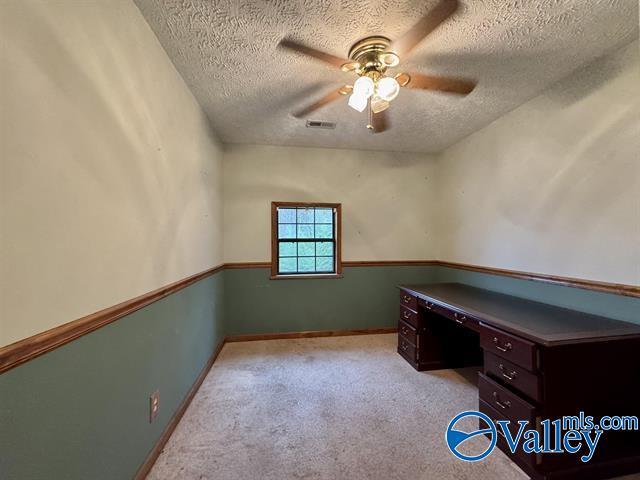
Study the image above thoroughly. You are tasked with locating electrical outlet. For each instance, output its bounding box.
[149,390,160,423]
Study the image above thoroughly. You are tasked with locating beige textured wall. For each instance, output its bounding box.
[0,1,223,347]
[223,145,438,263]
[437,41,640,285]
[2,2,636,347]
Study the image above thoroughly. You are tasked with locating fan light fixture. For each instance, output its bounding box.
[371,96,389,114]
[348,92,368,112]
[281,0,478,133]
[342,37,405,119]
[353,76,374,98]
[348,76,375,112]
[348,74,400,113]
[376,76,400,101]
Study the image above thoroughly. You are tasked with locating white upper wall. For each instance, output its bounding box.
[222,41,640,283]
[0,0,223,347]
[223,145,438,263]
[437,41,640,285]
[1,2,636,346]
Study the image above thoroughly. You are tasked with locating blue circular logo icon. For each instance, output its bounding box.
[445,411,497,462]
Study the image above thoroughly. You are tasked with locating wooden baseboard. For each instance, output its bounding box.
[225,327,398,343]
[134,339,226,480]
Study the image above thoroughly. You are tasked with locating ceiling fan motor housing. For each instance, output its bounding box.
[348,36,396,75]
[281,0,476,134]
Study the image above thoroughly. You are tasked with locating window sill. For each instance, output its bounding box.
[270,273,343,280]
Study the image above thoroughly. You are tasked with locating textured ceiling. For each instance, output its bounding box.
[134,0,638,153]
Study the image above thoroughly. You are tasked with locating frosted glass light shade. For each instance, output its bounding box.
[353,76,375,99]
[348,93,367,112]
[370,95,389,113]
[376,76,400,101]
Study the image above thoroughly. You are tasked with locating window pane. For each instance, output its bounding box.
[278,224,296,239]
[315,224,333,239]
[298,257,315,272]
[278,208,296,224]
[298,242,315,257]
[315,208,333,224]
[297,208,314,223]
[315,241,333,256]
[279,257,297,273]
[297,224,314,238]
[274,204,338,277]
[279,242,296,257]
[316,256,334,272]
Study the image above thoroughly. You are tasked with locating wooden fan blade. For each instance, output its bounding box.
[292,87,344,118]
[279,39,348,68]
[406,73,476,95]
[389,0,459,58]
[369,109,389,133]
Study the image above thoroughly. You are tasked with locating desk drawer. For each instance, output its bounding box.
[480,324,538,371]
[420,299,480,332]
[478,373,537,423]
[484,352,542,403]
[441,307,480,332]
[398,319,417,346]
[398,336,417,361]
[479,398,538,469]
[399,290,418,311]
[399,305,419,328]
[451,311,480,332]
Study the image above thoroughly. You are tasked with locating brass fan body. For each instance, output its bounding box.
[279,0,476,133]
[345,36,395,77]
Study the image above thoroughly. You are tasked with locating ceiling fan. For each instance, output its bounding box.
[279,0,476,133]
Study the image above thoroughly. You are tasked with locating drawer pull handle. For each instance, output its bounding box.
[493,391,511,410]
[403,311,411,319]
[401,327,409,335]
[493,337,513,352]
[426,302,433,310]
[454,312,466,324]
[499,364,517,381]
[400,343,408,351]
[403,295,411,303]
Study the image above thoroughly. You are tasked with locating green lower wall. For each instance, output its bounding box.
[433,266,640,325]
[224,265,639,335]
[2,263,637,479]
[223,266,437,335]
[0,272,224,480]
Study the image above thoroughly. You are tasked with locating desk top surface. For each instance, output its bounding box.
[398,283,640,346]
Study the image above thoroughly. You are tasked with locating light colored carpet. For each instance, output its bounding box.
[148,333,534,479]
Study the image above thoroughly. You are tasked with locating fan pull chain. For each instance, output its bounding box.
[366,97,374,132]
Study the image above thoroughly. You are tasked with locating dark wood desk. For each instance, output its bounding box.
[397,283,640,480]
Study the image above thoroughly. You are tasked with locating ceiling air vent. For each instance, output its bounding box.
[305,120,336,130]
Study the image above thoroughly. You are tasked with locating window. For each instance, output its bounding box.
[271,202,342,278]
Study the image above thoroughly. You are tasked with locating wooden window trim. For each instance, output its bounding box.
[271,202,342,279]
